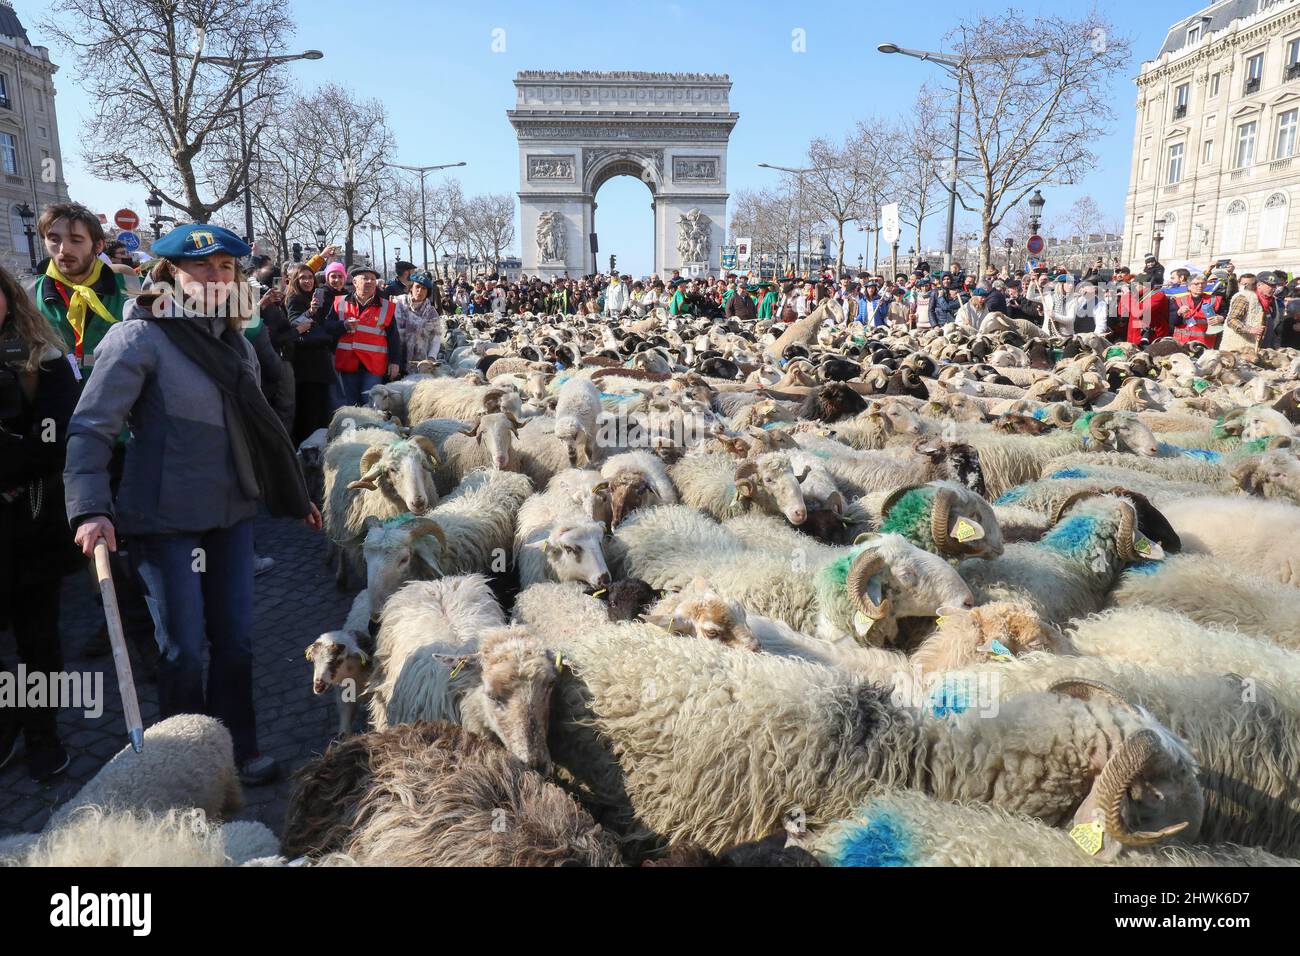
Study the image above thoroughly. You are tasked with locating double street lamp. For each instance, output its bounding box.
[314,227,327,253]
[878,41,1047,271]
[384,160,467,269]
[1028,189,1046,236]
[16,202,35,271]
[757,161,817,276]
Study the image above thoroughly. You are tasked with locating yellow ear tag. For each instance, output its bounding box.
[1134,534,1165,561]
[592,589,607,598]
[555,652,565,671]
[449,658,466,679]
[357,650,369,667]
[952,518,978,543]
[935,616,947,627]
[1069,820,1105,856]
[852,611,875,637]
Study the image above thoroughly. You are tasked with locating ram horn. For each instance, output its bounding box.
[845,548,890,621]
[880,483,927,521]
[1048,677,1140,713]
[1096,729,1192,846]
[461,415,482,437]
[1050,489,1104,526]
[406,517,448,551]
[930,486,958,552]
[1087,411,1117,445]
[1114,500,1139,560]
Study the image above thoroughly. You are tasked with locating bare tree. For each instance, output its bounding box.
[311,84,397,267]
[423,180,466,275]
[42,0,298,223]
[803,133,880,276]
[892,86,944,258]
[729,186,800,274]
[469,194,516,270]
[947,11,1131,272]
[383,179,423,267]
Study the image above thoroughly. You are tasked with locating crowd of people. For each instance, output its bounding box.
[4,199,1299,791]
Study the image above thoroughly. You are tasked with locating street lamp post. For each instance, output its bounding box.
[146,188,164,240]
[1153,215,1167,262]
[16,203,35,271]
[1028,189,1045,236]
[891,240,899,279]
[384,161,467,269]
[178,49,324,244]
[314,227,327,253]
[757,162,815,278]
[880,41,1046,272]
[1004,236,1014,273]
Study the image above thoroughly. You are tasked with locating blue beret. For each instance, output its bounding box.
[1054,273,1071,282]
[972,287,990,296]
[152,223,251,260]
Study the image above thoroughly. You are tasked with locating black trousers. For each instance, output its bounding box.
[293,380,332,445]
[0,578,64,744]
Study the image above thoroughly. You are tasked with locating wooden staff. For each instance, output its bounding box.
[93,540,144,753]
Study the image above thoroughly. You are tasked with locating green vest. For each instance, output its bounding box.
[758,291,776,319]
[34,268,130,375]
[670,290,686,315]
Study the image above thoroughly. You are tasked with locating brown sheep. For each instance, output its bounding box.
[281,721,622,867]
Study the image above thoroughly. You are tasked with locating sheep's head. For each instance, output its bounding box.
[826,533,975,646]
[462,411,521,470]
[347,437,441,514]
[296,431,326,471]
[879,482,1004,560]
[603,578,659,621]
[542,522,611,589]
[444,627,558,772]
[876,398,922,436]
[1049,489,1181,565]
[1231,449,1300,504]
[305,631,370,695]
[734,454,808,526]
[1053,679,1204,857]
[366,384,402,418]
[362,515,447,613]
[910,438,985,497]
[1082,412,1159,457]
[994,413,1052,435]
[600,470,663,528]
[911,601,1068,675]
[646,579,759,652]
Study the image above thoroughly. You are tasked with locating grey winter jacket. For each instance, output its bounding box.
[64,298,263,535]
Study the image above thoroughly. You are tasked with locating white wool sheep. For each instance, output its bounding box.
[326,405,402,443]
[407,378,522,425]
[942,652,1300,856]
[599,450,677,505]
[795,432,982,500]
[367,576,556,769]
[511,581,613,635]
[366,379,424,424]
[410,412,524,494]
[993,470,1227,512]
[2,807,280,867]
[615,505,974,647]
[553,376,602,466]
[513,414,577,490]
[514,486,612,590]
[1066,606,1300,706]
[811,791,1295,868]
[670,451,809,525]
[1157,495,1300,586]
[359,468,534,615]
[957,492,1176,625]
[1042,451,1228,487]
[1232,449,1300,505]
[1110,553,1300,649]
[549,622,1202,854]
[322,426,441,588]
[306,613,374,737]
[50,715,241,829]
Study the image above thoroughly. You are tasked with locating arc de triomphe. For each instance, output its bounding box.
[508,71,738,278]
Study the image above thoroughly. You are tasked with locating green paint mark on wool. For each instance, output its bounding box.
[1071,412,1098,436]
[1241,438,1272,455]
[820,540,873,591]
[880,489,933,546]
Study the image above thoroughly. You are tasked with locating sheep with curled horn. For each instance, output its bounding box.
[994,412,1054,435]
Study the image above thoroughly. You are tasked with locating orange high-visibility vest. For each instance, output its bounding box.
[334,295,395,375]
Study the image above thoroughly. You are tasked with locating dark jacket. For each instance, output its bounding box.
[64,299,264,536]
[1,345,80,625]
[287,289,345,385]
[929,289,962,326]
[983,289,1008,315]
[725,292,757,322]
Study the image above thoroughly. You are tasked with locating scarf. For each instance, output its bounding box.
[45,258,118,350]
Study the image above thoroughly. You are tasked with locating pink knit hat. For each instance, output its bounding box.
[324,262,347,277]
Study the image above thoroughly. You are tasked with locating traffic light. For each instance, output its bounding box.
[291,242,303,262]
[609,254,616,274]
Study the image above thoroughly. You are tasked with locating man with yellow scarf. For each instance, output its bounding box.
[31,203,131,377]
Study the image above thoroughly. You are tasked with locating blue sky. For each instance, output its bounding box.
[17,0,1200,275]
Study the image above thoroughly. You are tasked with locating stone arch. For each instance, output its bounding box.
[509,71,738,277]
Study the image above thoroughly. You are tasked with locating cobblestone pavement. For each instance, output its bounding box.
[0,516,355,840]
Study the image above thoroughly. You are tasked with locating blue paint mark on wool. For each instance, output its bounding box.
[1124,560,1163,576]
[761,421,791,430]
[831,813,914,867]
[1049,469,1089,480]
[598,392,636,402]
[1031,407,1049,421]
[994,487,1027,504]
[1042,515,1099,557]
[1174,446,1221,462]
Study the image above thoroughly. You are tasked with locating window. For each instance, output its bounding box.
[1141,157,1151,180]
[1173,83,1189,119]
[1277,108,1298,158]
[1289,37,1300,66]
[1187,24,1201,45]
[1203,139,1215,164]
[1260,192,1288,247]
[0,132,17,175]
[1223,199,1248,251]
[1168,143,1185,183]
[0,74,8,109]
[1246,53,1265,93]
[36,126,46,139]
[1210,73,1221,97]
[1236,120,1258,167]
[1204,114,1216,129]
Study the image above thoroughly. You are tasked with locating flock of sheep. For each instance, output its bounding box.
[10,303,1300,867]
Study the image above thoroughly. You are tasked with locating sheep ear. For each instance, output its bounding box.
[304,645,316,662]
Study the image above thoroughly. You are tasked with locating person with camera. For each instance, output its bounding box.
[0,265,80,780]
[332,264,401,407]
[63,224,322,787]
[285,263,344,443]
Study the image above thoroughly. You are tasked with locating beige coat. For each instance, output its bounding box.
[1220,291,1267,355]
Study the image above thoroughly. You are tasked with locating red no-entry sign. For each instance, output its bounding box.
[1026,234,1044,256]
[114,208,140,231]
